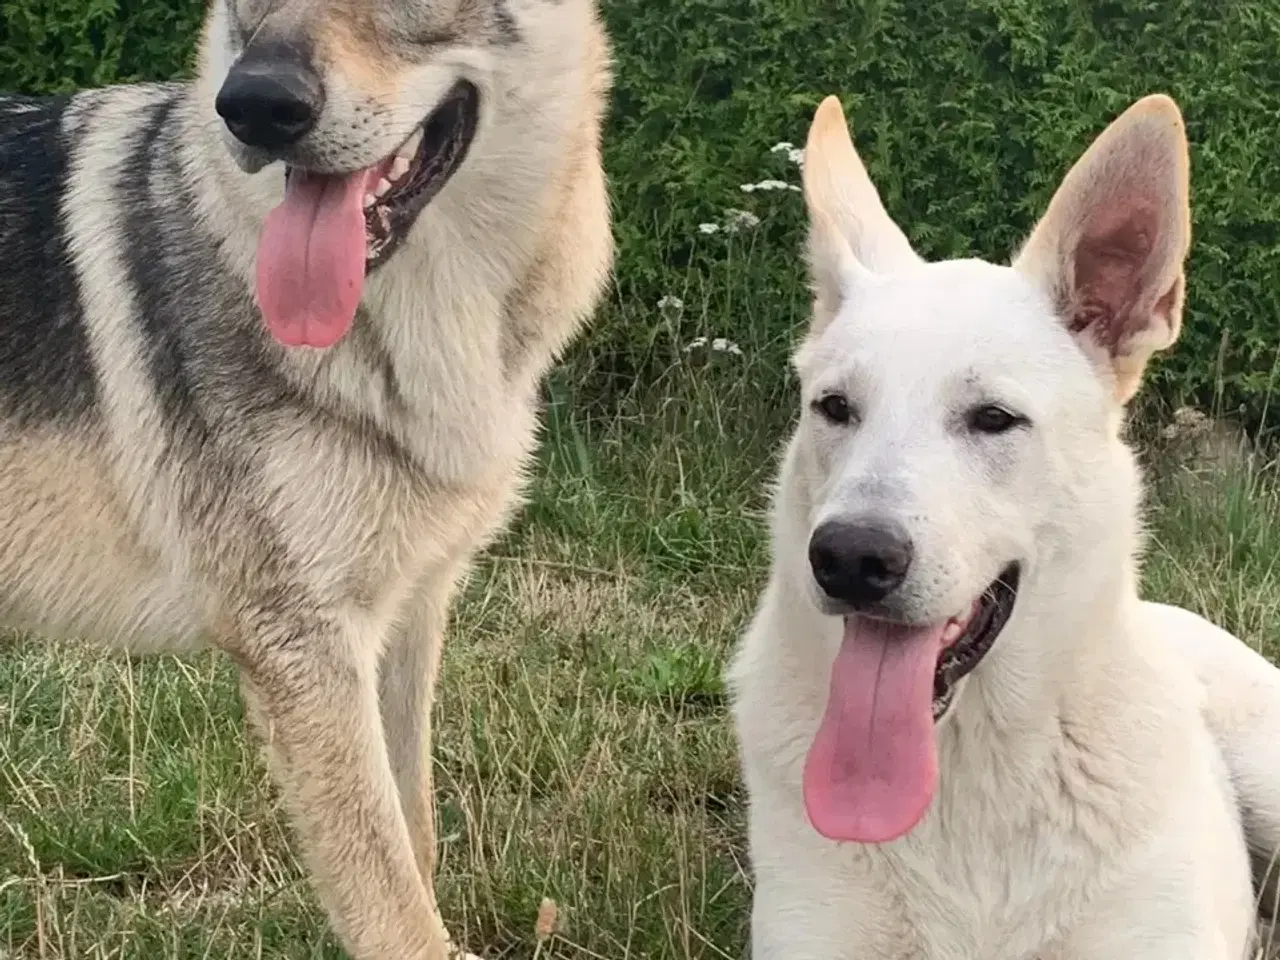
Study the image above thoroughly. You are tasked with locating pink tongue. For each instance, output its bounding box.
[802,617,946,844]
[256,169,375,348]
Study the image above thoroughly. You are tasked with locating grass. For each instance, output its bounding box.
[4,231,1280,959]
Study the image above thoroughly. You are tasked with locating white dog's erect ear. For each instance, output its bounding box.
[1012,94,1191,404]
[802,96,922,331]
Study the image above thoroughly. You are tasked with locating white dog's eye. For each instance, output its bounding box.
[814,393,855,426]
[967,404,1026,435]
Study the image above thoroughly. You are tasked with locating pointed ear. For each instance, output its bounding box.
[1012,95,1191,404]
[802,96,922,332]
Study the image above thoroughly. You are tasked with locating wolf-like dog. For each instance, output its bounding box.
[729,93,1280,959]
[0,0,611,955]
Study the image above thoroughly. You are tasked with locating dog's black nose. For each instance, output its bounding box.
[215,56,325,152]
[808,517,914,608]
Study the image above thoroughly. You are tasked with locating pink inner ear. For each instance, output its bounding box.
[1068,196,1159,352]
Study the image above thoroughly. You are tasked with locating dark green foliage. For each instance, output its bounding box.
[4,0,1280,424]
[0,0,204,91]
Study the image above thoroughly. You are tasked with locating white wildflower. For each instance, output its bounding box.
[740,179,800,193]
[711,337,743,356]
[723,208,761,233]
[683,336,743,358]
[770,141,805,166]
[698,222,720,234]
[657,295,685,314]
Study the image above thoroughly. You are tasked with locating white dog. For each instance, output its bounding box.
[729,93,1280,959]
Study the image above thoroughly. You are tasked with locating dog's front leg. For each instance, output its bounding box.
[379,566,467,912]
[233,613,455,960]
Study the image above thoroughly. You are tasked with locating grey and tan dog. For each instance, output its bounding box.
[0,0,612,955]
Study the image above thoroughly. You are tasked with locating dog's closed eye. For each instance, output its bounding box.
[966,404,1028,435]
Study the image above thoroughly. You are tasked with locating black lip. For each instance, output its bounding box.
[368,79,480,269]
[280,80,480,270]
[931,562,1021,719]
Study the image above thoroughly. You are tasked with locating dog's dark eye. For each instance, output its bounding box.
[967,404,1025,435]
[814,393,854,426]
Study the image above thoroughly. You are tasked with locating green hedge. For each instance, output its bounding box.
[5,0,1280,425]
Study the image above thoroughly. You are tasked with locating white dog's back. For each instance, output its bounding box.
[1153,602,1280,907]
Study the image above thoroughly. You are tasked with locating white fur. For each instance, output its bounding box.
[729,94,1273,959]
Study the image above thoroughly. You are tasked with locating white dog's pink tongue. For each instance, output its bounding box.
[256,169,375,348]
[803,617,945,844]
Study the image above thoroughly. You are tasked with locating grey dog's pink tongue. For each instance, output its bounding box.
[802,617,945,843]
[255,167,377,348]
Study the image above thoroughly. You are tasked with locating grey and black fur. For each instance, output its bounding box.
[0,0,613,956]
[0,95,100,426]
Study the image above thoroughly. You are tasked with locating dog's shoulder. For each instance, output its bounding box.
[0,92,101,427]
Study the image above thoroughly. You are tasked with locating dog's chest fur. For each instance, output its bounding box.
[844,656,1199,959]
[861,806,1106,959]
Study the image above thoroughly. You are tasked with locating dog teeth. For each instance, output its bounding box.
[363,194,376,209]
[374,178,393,198]
[389,156,412,183]
[397,127,424,160]
[941,620,965,647]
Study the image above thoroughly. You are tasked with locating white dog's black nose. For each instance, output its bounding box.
[215,53,325,152]
[808,517,913,608]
